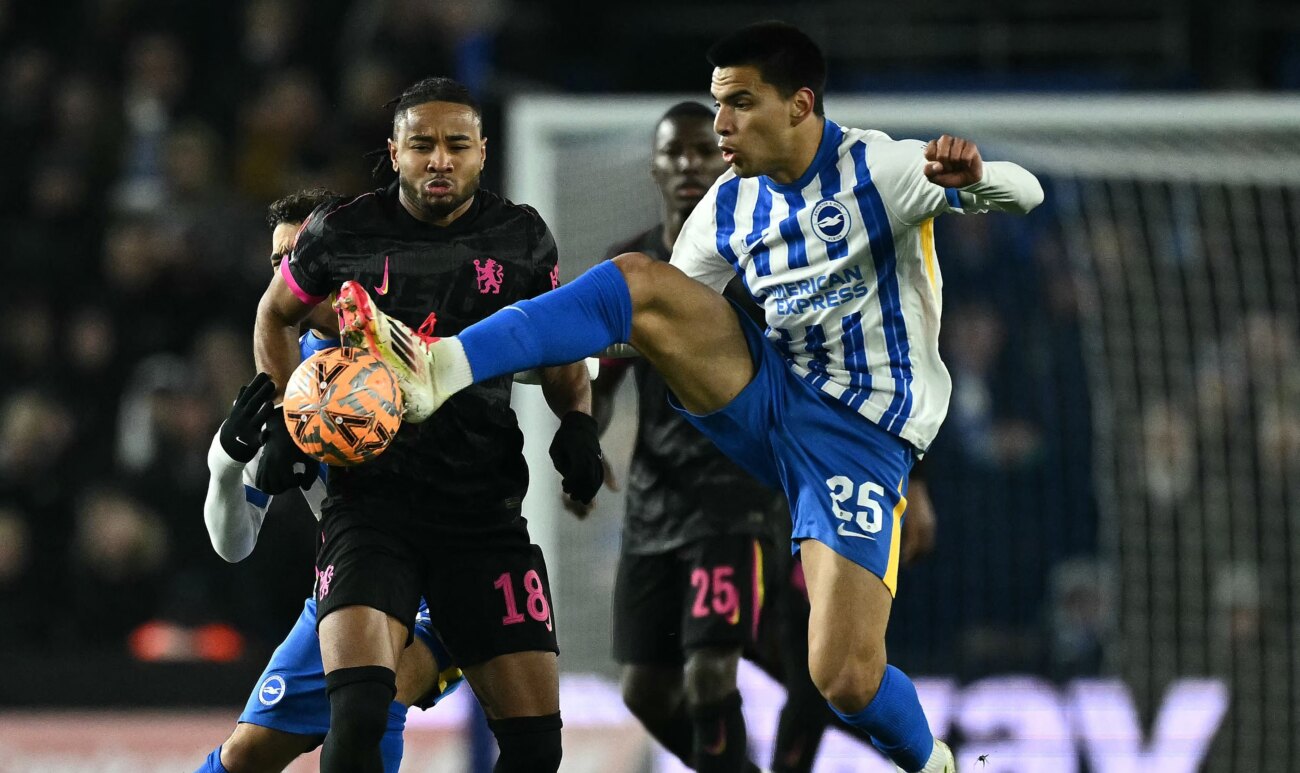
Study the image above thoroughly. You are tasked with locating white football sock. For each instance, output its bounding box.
[432,336,474,396]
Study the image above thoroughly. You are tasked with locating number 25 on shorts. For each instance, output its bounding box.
[493,570,553,631]
[691,566,740,623]
[826,476,886,537]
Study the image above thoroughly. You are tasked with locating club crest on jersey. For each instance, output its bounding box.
[474,258,504,294]
[811,199,851,243]
[258,675,287,706]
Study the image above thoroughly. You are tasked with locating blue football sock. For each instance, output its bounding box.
[459,260,632,381]
[380,700,408,773]
[196,746,230,773]
[828,665,934,772]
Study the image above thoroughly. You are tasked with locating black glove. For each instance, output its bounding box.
[219,372,276,463]
[549,411,604,505]
[255,404,319,494]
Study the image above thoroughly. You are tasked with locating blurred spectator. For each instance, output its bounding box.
[235,68,328,201]
[1047,559,1114,679]
[115,32,191,213]
[69,487,169,647]
[0,508,36,650]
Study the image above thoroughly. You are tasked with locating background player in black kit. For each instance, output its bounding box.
[596,102,940,773]
[251,77,602,773]
[594,101,779,773]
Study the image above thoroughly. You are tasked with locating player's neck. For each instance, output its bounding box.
[768,116,825,186]
[662,212,687,251]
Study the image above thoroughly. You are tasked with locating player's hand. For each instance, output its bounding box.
[923,134,984,189]
[255,405,319,494]
[549,411,604,509]
[219,372,276,464]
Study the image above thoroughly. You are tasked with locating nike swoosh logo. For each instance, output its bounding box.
[375,256,390,295]
[702,719,727,756]
[743,235,763,252]
[836,524,876,540]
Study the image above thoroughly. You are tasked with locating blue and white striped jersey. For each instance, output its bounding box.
[671,119,1043,451]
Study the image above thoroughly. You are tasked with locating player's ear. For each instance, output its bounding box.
[388,138,399,172]
[480,136,488,166]
[790,87,815,125]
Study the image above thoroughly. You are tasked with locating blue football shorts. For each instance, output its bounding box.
[670,302,915,595]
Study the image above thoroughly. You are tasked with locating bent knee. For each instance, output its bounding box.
[808,646,886,714]
[611,251,689,308]
[611,250,660,281]
[684,649,741,706]
[620,666,680,719]
[220,724,316,773]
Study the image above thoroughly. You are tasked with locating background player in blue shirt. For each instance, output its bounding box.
[195,189,462,773]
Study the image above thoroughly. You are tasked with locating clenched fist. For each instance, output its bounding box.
[923,134,983,189]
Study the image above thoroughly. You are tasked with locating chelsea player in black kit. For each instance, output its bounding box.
[251,78,602,773]
[595,102,781,773]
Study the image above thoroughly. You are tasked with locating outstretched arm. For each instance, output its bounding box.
[923,134,1044,215]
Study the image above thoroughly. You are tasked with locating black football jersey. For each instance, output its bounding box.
[607,226,784,555]
[285,182,559,512]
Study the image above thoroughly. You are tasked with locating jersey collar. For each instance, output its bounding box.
[762,118,843,194]
[387,179,486,234]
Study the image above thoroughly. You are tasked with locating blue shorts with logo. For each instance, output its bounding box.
[670,302,915,595]
[238,597,453,771]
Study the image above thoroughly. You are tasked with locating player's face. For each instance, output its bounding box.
[272,222,339,335]
[711,65,795,179]
[389,101,486,225]
[650,116,727,216]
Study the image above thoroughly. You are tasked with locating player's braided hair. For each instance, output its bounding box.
[388,76,481,134]
[266,187,340,230]
[367,76,482,180]
[707,21,827,117]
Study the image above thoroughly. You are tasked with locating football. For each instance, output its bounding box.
[281,347,403,466]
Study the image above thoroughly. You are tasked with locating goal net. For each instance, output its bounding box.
[506,94,1300,770]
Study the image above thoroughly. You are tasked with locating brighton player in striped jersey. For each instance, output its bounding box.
[195,189,462,773]
[336,22,1042,773]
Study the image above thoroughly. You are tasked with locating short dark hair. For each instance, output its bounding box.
[266,187,340,230]
[659,101,716,125]
[389,76,481,137]
[706,21,826,117]
[654,101,716,144]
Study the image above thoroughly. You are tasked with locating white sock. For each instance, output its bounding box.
[431,336,475,395]
[917,739,950,773]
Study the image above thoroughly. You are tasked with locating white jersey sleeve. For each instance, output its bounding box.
[957,161,1045,215]
[868,136,1044,224]
[669,177,736,293]
[203,430,328,563]
[204,431,270,563]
